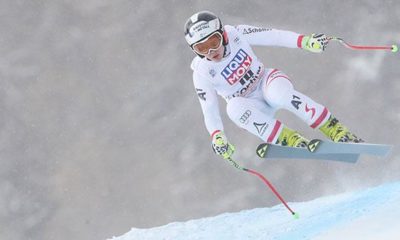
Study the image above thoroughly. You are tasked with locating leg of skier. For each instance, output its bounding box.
[262,69,362,143]
[226,96,308,148]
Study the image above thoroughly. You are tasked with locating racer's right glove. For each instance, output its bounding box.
[211,130,235,160]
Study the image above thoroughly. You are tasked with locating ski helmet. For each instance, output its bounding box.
[184,11,224,51]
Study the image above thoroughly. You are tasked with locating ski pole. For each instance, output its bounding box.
[226,157,299,219]
[328,36,398,52]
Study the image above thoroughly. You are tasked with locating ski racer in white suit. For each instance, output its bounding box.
[184,11,362,160]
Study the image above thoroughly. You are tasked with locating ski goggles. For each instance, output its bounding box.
[192,32,223,55]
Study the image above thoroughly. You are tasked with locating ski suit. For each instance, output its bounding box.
[191,25,331,143]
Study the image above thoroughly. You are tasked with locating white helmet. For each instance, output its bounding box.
[184,11,223,49]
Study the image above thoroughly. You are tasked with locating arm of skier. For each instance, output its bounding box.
[235,24,328,53]
[193,72,235,159]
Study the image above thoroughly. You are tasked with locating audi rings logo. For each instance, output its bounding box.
[239,110,252,124]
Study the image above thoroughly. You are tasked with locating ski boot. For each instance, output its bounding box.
[276,126,309,148]
[319,116,363,143]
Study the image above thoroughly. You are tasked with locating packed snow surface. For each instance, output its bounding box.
[110,181,400,240]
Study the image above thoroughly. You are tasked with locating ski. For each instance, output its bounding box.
[307,139,393,157]
[256,143,360,163]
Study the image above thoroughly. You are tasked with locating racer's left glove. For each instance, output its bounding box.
[301,33,329,53]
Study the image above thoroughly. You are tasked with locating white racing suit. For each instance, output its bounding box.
[191,25,330,143]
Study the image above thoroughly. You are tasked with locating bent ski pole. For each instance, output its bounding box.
[328,36,398,52]
[226,157,299,219]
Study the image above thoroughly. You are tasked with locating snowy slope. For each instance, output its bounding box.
[109,181,400,240]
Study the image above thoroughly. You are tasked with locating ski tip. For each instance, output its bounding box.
[256,143,269,158]
[308,139,322,153]
[292,212,300,219]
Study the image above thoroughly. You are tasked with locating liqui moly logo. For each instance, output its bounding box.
[221,49,252,85]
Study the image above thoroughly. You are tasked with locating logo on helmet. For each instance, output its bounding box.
[187,18,221,43]
[191,22,210,38]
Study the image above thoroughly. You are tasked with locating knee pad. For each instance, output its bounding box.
[263,70,294,108]
[226,97,251,123]
[226,97,280,142]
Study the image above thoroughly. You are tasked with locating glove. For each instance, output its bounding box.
[211,131,235,160]
[301,33,329,53]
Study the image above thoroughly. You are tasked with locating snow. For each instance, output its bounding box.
[108,181,400,240]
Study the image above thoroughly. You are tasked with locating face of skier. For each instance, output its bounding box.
[193,32,224,62]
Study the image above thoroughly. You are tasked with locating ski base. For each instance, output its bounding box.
[256,143,360,163]
[256,140,392,163]
[307,139,392,157]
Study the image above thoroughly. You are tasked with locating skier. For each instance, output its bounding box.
[184,11,362,160]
